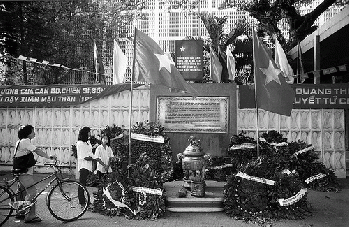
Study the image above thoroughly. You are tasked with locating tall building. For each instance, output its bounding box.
[104,0,344,83]
[108,0,255,82]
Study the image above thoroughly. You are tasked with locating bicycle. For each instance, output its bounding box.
[0,159,90,226]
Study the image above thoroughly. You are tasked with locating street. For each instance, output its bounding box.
[1,173,349,227]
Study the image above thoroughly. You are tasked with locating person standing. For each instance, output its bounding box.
[76,127,95,207]
[94,134,113,180]
[13,125,56,223]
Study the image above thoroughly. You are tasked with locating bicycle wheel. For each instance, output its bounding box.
[0,185,14,226]
[47,180,90,222]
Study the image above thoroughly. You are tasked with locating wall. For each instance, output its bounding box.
[238,108,346,178]
[0,86,150,172]
[0,83,346,178]
[149,83,238,159]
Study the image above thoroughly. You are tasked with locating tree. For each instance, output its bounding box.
[0,1,55,84]
[0,0,140,85]
[200,14,253,83]
[223,0,348,50]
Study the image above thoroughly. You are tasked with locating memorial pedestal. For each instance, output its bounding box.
[164,180,225,212]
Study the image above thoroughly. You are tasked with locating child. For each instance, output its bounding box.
[94,134,113,180]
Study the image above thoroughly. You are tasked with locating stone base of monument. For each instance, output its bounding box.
[164,180,225,212]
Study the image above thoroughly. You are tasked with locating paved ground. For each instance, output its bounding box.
[1,172,349,227]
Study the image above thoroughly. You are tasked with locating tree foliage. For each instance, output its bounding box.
[224,0,347,50]
[0,0,139,85]
[200,14,253,83]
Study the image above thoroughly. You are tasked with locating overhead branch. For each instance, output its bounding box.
[295,0,338,40]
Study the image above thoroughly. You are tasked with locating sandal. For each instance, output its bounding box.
[24,216,42,223]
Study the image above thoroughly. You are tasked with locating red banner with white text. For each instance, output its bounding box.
[0,83,141,108]
[240,84,349,109]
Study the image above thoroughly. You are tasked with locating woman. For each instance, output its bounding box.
[13,125,56,223]
[76,127,95,207]
[94,134,113,180]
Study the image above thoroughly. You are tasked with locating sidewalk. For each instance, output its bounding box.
[1,171,349,227]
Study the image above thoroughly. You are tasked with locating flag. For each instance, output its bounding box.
[226,47,236,81]
[93,41,105,83]
[210,47,222,83]
[298,44,308,83]
[113,39,127,84]
[252,30,295,116]
[93,41,98,75]
[274,39,294,84]
[133,28,198,96]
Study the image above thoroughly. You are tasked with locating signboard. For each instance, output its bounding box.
[0,84,138,108]
[157,97,229,133]
[239,84,349,109]
[175,40,203,81]
[293,84,349,108]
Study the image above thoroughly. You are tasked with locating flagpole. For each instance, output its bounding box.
[128,27,139,174]
[297,41,300,84]
[255,92,260,157]
[252,29,260,157]
[210,47,212,82]
[198,1,201,38]
[95,63,98,83]
[128,32,134,169]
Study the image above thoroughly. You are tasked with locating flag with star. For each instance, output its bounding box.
[133,28,198,96]
[252,30,295,116]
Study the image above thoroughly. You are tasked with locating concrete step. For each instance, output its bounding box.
[164,180,225,212]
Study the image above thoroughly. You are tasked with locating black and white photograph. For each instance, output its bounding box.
[0,0,349,226]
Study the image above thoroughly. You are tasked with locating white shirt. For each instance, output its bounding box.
[15,138,36,157]
[76,140,94,172]
[14,138,37,175]
[94,144,113,173]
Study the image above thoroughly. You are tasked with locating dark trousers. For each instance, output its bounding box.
[96,170,107,181]
[78,168,90,205]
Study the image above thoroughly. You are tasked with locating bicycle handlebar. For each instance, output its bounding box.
[43,158,60,172]
[44,157,58,165]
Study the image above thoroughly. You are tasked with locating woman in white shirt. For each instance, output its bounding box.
[94,135,113,180]
[13,125,56,223]
[76,127,95,207]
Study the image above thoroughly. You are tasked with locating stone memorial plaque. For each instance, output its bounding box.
[157,96,228,133]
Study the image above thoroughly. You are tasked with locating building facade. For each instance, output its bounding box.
[101,0,344,84]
